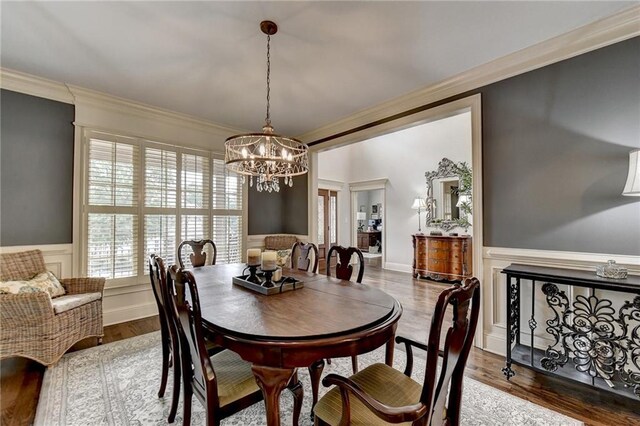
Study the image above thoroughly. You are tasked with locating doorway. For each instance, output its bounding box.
[317,189,337,272]
[352,188,384,270]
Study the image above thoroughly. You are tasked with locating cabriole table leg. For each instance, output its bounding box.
[251,365,295,426]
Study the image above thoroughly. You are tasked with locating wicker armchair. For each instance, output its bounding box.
[0,249,105,366]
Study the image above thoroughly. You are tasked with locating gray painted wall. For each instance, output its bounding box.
[482,37,640,255]
[248,174,308,235]
[1,89,75,246]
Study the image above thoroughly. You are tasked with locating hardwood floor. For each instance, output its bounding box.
[1,267,638,425]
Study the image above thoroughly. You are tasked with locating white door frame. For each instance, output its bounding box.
[308,94,483,345]
[349,179,388,268]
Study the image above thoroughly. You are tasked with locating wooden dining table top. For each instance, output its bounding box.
[189,263,399,340]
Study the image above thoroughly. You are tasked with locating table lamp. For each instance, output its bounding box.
[356,212,367,230]
[411,197,427,233]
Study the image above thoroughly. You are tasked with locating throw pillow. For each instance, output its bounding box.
[276,249,292,268]
[0,271,66,298]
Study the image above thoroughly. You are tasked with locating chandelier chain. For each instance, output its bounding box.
[265,34,271,127]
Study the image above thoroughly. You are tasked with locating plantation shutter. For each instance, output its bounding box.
[144,146,178,266]
[212,157,243,263]
[86,137,140,279]
[180,152,211,267]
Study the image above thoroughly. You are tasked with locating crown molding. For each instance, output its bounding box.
[67,84,245,137]
[0,68,74,103]
[0,67,247,137]
[298,5,640,145]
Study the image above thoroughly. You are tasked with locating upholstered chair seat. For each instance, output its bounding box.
[51,292,102,314]
[314,363,421,426]
[210,350,261,407]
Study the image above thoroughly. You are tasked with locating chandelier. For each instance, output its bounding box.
[225,20,309,193]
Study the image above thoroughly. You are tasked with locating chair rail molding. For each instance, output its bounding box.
[482,246,640,356]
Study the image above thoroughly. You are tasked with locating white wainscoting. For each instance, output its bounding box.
[0,244,73,278]
[482,246,640,356]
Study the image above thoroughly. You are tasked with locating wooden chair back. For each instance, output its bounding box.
[178,239,217,268]
[422,278,480,425]
[148,254,182,421]
[148,254,175,345]
[167,265,220,408]
[291,242,319,273]
[326,245,365,283]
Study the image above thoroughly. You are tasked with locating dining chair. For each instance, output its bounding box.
[325,245,365,372]
[291,241,319,273]
[326,245,365,284]
[313,278,481,426]
[167,265,304,426]
[148,254,182,423]
[177,239,217,268]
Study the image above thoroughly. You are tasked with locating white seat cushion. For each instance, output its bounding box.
[51,292,102,314]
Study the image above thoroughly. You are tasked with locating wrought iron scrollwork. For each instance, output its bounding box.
[507,279,519,345]
[540,284,640,398]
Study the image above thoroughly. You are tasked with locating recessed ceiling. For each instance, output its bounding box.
[1,1,634,135]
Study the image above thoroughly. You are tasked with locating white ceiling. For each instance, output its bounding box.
[1,1,634,136]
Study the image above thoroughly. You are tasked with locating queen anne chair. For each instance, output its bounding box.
[167,265,304,426]
[0,249,105,367]
[148,254,182,423]
[291,241,319,273]
[325,245,365,372]
[326,245,365,284]
[177,239,217,268]
[313,278,481,426]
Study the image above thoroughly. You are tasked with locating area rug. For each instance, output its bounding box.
[35,332,582,425]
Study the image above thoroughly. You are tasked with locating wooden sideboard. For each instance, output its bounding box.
[357,231,381,252]
[412,234,472,281]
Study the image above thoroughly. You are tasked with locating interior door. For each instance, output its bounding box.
[317,189,337,272]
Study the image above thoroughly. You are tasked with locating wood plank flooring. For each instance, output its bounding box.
[1,265,638,426]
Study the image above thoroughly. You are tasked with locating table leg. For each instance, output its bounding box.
[385,335,395,366]
[308,359,325,420]
[252,365,295,426]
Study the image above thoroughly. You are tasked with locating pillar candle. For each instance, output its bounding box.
[273,267,282,282]
[247,249,261,266]
[261,251,277,271]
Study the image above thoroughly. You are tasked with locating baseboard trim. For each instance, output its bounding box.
[483,333,506,356]
[103,301,158,326]
[383,262,412,274]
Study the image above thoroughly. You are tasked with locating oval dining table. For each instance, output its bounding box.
[188,263,402,426]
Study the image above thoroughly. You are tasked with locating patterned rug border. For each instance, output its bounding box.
[35,332,584,426]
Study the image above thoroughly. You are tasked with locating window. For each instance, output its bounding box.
[83,131,244,282]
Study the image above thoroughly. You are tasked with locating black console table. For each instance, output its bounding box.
[501,263,640,401]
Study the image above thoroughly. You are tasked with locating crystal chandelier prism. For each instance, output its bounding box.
[224,20,309,193]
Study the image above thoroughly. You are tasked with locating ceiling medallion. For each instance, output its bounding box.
[224,20,309,193]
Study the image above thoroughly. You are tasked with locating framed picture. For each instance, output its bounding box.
[371,214,379,220]
[371,205,378,214]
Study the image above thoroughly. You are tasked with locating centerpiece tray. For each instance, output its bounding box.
[232,272,304,295]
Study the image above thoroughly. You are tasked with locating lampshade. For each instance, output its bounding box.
[622,149,640,196]
[411,197,427,210]
[356,212,367,220]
